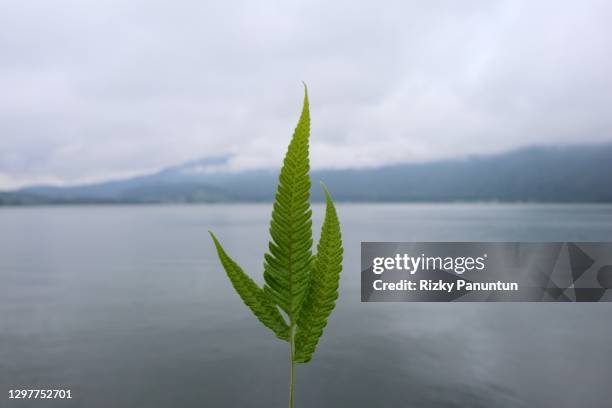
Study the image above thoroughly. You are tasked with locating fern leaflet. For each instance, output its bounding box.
[210,231,289,340]
[295,184,343,362]
[263,87,313,322]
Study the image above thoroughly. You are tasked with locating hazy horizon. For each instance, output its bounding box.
[1,139,608,191]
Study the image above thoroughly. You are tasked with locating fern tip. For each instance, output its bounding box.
[209,231,221,246]
[320,182,334,202]
[301,82,309,105]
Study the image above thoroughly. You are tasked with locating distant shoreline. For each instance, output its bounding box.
[2,200,612,208]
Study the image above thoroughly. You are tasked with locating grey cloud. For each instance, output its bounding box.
[0,0,611,188]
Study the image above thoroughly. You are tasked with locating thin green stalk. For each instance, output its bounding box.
[289,324,295,408]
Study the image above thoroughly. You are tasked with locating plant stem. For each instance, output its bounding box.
[289,324,295,408]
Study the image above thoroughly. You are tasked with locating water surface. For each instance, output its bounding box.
[1,204,611,407]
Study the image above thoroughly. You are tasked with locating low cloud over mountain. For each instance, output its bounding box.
[2,143,611,204]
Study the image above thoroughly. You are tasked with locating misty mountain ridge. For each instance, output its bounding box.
[2,142,611,205]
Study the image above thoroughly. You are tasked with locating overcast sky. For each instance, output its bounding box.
[1,0,611,189]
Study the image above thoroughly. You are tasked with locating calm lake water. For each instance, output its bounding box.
[1,204,612,407]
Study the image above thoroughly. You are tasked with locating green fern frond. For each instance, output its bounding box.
[263,86,313,322]
[209,231,290,341]
[294,184,343,363]
[209,86,343,408]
